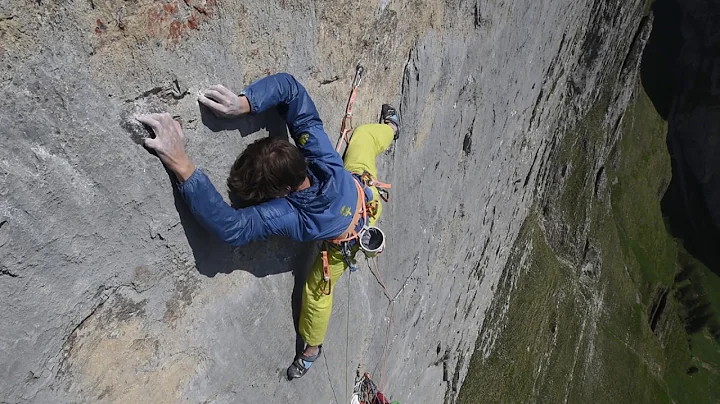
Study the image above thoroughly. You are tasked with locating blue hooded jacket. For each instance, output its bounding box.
[177,73,369,246]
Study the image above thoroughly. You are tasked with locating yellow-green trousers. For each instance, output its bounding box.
[298,123,395,346]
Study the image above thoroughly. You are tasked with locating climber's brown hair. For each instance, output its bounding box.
[227,137,307,204]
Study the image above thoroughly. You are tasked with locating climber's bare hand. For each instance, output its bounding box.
[137,113,195,181]
[198,84,250,118]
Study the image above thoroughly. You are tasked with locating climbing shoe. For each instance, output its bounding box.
[287,345,322,380]
[380,104,400,140]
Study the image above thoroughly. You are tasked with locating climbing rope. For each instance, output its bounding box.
[343,256,396,401]
[323,350,341,404]
[346,270,351,402]
[332,63,413,402]
[366,254,420,395]
[335,64,364,155]
[368,257,393,392]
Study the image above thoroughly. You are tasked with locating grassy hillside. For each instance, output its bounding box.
[458,86,720,403]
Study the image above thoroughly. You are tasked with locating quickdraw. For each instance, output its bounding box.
[359,171,391,203]
[320,250,331,295]
[332,64,392,203]
[335,64,364,154]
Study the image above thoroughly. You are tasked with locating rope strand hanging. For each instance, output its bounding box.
[335,64,364,155]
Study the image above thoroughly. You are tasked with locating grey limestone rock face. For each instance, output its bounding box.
[0,0,646,402]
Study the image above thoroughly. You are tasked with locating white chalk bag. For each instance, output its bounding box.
[358,226,385,257]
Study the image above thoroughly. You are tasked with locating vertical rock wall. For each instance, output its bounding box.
[0,0,645,402]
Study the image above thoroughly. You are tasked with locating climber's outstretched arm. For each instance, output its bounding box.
[137,113,277,247]
[200,73,342,166]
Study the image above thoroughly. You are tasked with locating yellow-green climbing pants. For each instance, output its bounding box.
[298,123,395,346]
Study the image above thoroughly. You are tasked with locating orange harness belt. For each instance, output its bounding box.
[320,177,366,295]
[319,174,392,295]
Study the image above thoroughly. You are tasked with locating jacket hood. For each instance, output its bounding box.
[285,159,337,214]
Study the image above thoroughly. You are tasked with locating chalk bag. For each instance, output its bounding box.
[358,226,385,257]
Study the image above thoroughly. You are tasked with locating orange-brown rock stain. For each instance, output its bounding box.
[91,0,216,47]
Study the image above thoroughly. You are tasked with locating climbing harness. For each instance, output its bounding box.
[320,175,388,295]
[335,64,364,154]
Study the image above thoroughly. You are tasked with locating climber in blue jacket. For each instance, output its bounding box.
[138,73,398,380]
